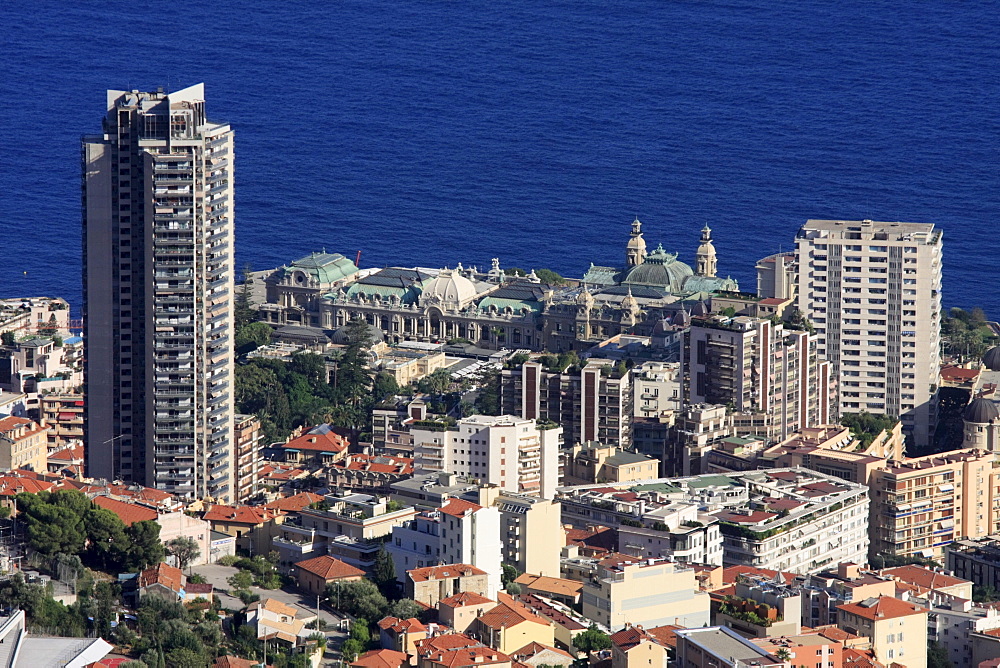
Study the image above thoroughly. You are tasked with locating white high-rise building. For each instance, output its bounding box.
[83,84,236,500]
[411,415,561,499]
[795,219,942,447]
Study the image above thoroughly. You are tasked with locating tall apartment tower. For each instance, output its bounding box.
[795,220,942,447]
[82,84,236,501]
[680,315,832,442]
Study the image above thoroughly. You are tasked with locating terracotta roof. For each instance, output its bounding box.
[564,525,616,552]
[722,565,798,585]
[107,483,175,504]
[510,642,573,661]
[645,625,681,649]
[295,555,365,580]
[843,648,886,668]
[513,574,583,598]
[204,504,281,525]
[93,495,158,526]
[881,565,969,592]
[518,595,586,631]
[415,634,482,653]
[0,475,55,496]
[257,597,299,618]
[138,562,184,593]
[0,416,34,433]
[440,498,483,518]
[281,425,349,453]
[837,595,927,621]
[408,563,486,582]
[335,453,415,475]
[266,492,325,512]
[611,627,649,651]
[187,582,214,595]
[476,593,550,630]
[47,445,84,462]
[715,509,777,524]
[758,298,787,305]
[377,616,428,633]
[422,646,510,668]
[214,656,273,668]
[439,592,494,608]
[352,649,409,668]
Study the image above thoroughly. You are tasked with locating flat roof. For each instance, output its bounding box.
[675,627,773,662]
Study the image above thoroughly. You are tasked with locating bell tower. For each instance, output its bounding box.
[626,218,647,268]
[696,223,717,277]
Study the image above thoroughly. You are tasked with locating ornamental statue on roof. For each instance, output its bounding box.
[582,218,738,296]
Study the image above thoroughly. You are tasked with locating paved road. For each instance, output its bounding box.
[190,563,350,657]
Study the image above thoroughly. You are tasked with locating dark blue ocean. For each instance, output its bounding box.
[2,1,998,317]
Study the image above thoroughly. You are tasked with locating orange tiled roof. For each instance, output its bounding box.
[93,495,158,526]
[513,574,582,598]
[336,453,415,475]
[204,504,281,525]
[294,555,365,581]
[214,656,274,668]
[0,475,55,497]
[415,633,481,653]
[837,595,927,621]
[282,426,349,453]
[476,593,550,630]
[352,649,409,668]
[0,416,34,433]
[47,445,84,462]
[265,492,325,512]
[139,562,184,593]
[408,563,486,582]
[510,642,573,661]
[439,592,494,608]
[440,498,483,518]
[378,616,427,633]
[843,648,886,668]
[645,625,681,649]
[108,483,174,503]
[881,565,969,592]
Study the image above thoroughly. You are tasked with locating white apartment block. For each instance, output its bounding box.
[632,360,681,418]
[796,219,942,447]
[388,497,502,598]
[411,414,561,499]
[681,315,832,442]
[83,84,235,500]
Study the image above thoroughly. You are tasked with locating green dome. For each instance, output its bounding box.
[282,252,358,285]
[620,244,694,293]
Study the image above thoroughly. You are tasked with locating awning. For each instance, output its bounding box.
[939,484,954,492]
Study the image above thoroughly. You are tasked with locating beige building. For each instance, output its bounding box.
[795,219,942,447]
[473,593,556,654]
[564,442,659,485]
[293,555,365,598]
[438,592,495,633]
[513,574,582,608]
[83,85,235,500]
[381,348,448,386]
[407,563,490,608]
[475,487,563,578]
[38,392,84,447]
[610,625,671,668]
[0,416,47,472]
[581,555,710,631]
[234,414,261,503]
[412,415,561,499]
[837,596,928,668]
[870,449,998,562]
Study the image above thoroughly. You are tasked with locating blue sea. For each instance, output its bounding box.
[2,1,998,317]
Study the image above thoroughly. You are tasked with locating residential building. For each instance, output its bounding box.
[714,572,802,638]
[0,609,113,668]
[377,616,427,655]
[38,392,84,447]
[756,251,798,301]
[293,555,365,598]
[667,403,733,476]
[508,642,574,668]
[328,453,415,494]
[388,497,501,597]
[438,592,495,633]
[353,649,409,668]
[512,574,582,607]
[274,492,415,572]
[83,85,236,500]
[234,414,261,502]
[472,487,563,578]
[245,598,318,647]
[501,358,633,449]
[631,361,680,418]
[563,442,659,485]
[681,315,832,442]
[752,633,843,668]
[134,562,213,603]
[415,634,512,668]
[406,563,490,607]
[581,555,710,631]
[609,625,671,668]
[472,593,556,654]
[203,504,285,557]
[0,297,72,338]
[47,444,84,476]
[837,596,928,668]
[272,423,349,467]
[673,626,783,668]
[795,219,942,447]
[949,536,1000,592]
[0,416,48,472]
[411,414,561,499]
[869,449,997,563]
[963,397,1000,452]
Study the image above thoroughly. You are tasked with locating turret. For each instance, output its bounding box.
[626,218,647,268]
[695,223,717,277]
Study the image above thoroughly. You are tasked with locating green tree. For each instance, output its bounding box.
[341,638,364,662]
[501,564,520,588]
[350,619,371,645]
[504,268,527,277]
[573,625,612,653]
[372,546,398,598]
[928,641,953,668]
[330,579,388,620]
[1,331,15,346]
[18,491,90,557]
[235,321,272,355]
[841,411,899,448]
[83,506,128,570]
[228,570,255,592]
[234,263,258,330]
[387,598,422,620]
[126,520,166,569]
[416,368,452,396]
[164,648,206,668]
[166,536,201,572]
[474,369,501,416]
[534,269,565,285]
